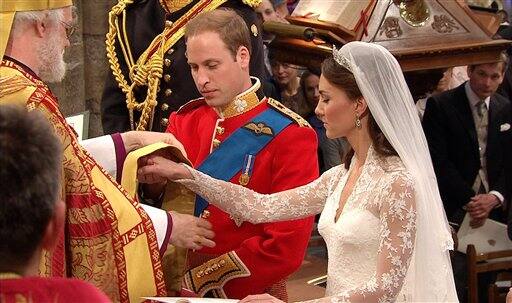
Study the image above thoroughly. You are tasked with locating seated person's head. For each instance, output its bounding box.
[467,52,508,100]
[270,0,289,18]
[256,0,280,23]
[185,9,252,108]
[255,0,281,41]
[300,67,321,110]
[0,105,64,276]
[269,50,299,90]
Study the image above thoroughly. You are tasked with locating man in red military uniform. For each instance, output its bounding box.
[142,9,318,301]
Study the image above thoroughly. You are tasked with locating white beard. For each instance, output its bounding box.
[37,38,67,83]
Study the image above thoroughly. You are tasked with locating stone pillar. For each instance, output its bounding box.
[82,0,117,138]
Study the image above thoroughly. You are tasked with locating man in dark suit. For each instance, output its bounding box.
[423,56,512,301]
[423,57,511,227]
[101,0,265,133]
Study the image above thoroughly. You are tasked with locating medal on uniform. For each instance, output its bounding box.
[239,154,255,186]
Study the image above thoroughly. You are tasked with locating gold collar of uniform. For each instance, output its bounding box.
[220,77,262,119]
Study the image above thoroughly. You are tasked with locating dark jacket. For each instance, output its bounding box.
[422,83,512,223]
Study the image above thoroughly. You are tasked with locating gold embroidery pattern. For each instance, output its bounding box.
[0,75,35,98]
[70,235,120,302]
[3,61,167,301]
[221,78,262,118]
[68,204,105,225]
[25,86,92,195]
[184,251,251,298]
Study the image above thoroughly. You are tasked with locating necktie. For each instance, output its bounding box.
[476,100,487,119]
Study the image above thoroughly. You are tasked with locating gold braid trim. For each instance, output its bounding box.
[183,252,251,298]
[241,0,262,8]
[106,0,227,131]
[267,98,311,127]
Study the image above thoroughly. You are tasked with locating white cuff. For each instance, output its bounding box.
[81,135,117,179]
[140,204,168,250]
[489,190,505,205]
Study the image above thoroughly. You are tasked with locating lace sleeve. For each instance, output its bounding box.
[176,165,344,224]
[305,172,417,303]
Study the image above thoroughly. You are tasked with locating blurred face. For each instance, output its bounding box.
[274,3,289,18]
[315,75,357,139]
[255,0,279,23]
[271,61,298,88]
[467,63,505,100]
[304,74,320,107]
[186,31,250,108]
[38,7,73,82]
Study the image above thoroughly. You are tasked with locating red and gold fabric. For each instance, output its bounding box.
[0,273,111,303]
[166,79,318,300]
[0,57,167,302]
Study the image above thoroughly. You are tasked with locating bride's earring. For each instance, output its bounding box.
[355,113,362,129]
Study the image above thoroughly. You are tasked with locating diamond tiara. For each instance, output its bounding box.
[332,45,352,73]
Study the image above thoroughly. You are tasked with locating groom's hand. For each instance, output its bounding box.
[169,211,215,250]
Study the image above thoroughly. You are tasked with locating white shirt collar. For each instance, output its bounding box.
[464,81,490,109]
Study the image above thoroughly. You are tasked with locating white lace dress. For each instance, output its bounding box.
[178,146,417,302]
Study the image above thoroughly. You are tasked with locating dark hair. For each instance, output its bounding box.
[321,57,398,169]
[185,9,252,58]
[0,105,62,272]
[300,66,321,98]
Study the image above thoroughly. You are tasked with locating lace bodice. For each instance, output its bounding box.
[178,146,417,302]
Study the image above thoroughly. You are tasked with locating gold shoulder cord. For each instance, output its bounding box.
[107,0,163,131]
[107,0,258,131]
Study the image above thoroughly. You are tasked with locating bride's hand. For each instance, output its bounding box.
[137,155,192,182]
[240,294,285,303]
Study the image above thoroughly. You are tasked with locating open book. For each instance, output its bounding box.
[291,0,374,31]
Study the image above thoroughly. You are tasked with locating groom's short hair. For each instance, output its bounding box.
[184,9,252,59]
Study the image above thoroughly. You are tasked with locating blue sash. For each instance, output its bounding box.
[194,108,293,216]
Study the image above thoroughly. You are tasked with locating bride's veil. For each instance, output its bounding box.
[334,41,458,301]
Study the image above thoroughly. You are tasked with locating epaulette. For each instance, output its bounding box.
[0,74,36,99]
[176,97,207,114]
[267,98,311,128]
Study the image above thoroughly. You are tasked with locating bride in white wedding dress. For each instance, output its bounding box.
[138,42,458,302]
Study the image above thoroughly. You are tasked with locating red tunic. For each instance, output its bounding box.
[166,92,318,299]
[0,276,111,303]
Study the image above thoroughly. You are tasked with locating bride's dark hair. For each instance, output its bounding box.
[321,57,398,169]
